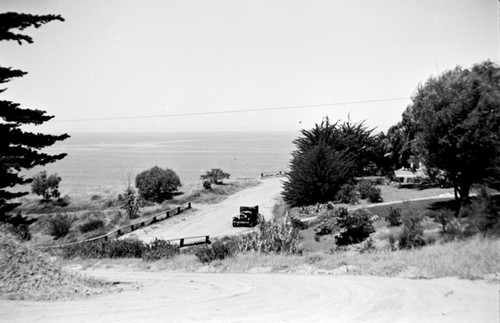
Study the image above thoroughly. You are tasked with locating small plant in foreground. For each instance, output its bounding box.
[48,213,74,239]
[194,240,237,263]
[237,214,301,254]
[142,238,179,261]
[385,207,402,226]
[432,209,454,233]
[60,239,146,259]
[398,211,426,249]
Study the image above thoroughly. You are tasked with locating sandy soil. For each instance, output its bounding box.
[2,268,498,323]
[121,177,284,243]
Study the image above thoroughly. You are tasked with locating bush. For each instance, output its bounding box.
[335,183,359,204]
[48,213,74,239]
[79,218,105,233]
[314,209,341,236]
[398,211,426,249]
[61,239,146,259]
[385,207,402,226]
[142,238,179,261]
[432,209,454,233]
[31,171,62,201]
[3,212,37,241]
[202,180,212,190]
[291,217,308,230]
[194,240,236,263]
[135,166,181,203]
[336,209,375,245]
[200,168,230,185]
[357,180,382,203]
[237,214,301,254]
[120,185,140,219]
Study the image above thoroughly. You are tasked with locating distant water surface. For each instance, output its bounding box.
[31,132,297,196]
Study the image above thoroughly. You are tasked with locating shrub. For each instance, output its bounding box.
[398,211,426,249]
[202,180,212,190]
[3,212,37,241]
[336,209,375,245]
[291,217,308,230]
[314,209,340,236]
[48,213,74,239]
[388,234,397,251]
[335,183,359,204]
[79,218,105,233]
[31,171,62,201]
[359,237,375,253]
[385,207,402,226]
[432,209,454,233]
[61,239,146,259]
[200,168,230,185]
[135,166,181,203]
[237,214,301,254]
[142,238,179,261]
[120,185,140,219]
[194,240,236,263]
[357,180,382,203]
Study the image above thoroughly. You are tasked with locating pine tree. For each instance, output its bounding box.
[0,12,68,223]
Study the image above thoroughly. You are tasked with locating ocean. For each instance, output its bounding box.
[29,131,298,197]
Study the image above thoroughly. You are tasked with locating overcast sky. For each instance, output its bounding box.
[1,0,498,133]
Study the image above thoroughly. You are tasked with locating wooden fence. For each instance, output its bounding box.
[261,170,286,178]
[38,202,192,249]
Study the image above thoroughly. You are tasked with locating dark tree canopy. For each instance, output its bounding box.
[410,61,500,208]
[283,118,380,206]
[0,12,68,223]
[200,168,230,185]
[135,166,181,203]
[31,171,62,201]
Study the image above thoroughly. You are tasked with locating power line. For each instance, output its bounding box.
[54,97,410,122]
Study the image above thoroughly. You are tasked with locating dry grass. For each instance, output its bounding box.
[0,228,111,300]
[64,236,500,281]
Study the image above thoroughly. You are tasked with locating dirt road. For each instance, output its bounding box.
[122,177,284,243]
[2,269,497,322]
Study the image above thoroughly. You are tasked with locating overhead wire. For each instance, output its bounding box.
[54,97,410,122]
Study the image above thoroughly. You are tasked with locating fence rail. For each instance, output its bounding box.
[37,202,192,249]
[261,170,286,178]
[166,235,212,248]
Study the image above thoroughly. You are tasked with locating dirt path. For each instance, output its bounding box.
[122,177,284,243]
[2,269,497,322]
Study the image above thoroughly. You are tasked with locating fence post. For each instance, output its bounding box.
[188,202,191,209]
[180,238,184,248]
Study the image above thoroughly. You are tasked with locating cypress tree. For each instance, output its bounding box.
[0,12,69,223]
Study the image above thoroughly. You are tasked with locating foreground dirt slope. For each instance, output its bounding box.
[122,177,284,242]
[2,269,497,323]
